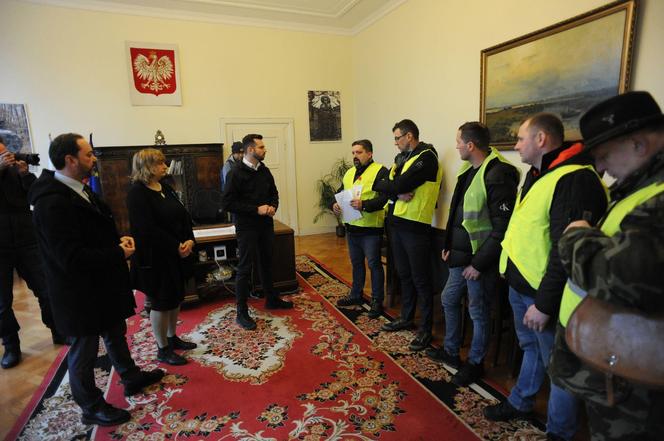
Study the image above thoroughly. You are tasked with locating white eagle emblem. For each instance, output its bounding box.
[133,51,174,93]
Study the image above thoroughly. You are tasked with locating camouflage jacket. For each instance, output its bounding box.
[549,150,664,407]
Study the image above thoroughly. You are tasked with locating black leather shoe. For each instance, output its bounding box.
[168,335,197,350]
[451,362,484,386]
[157,346,187,366]
[123,369,165,396]
[81,401,131,426]
[236,310,257,330]
[336,296,363,307]
[51,329,66,345]
[424,347,461,369]
[408,332,432,351]
[483,400,532,422]
[380,319,413,332]
[265,298,293,309]
[1,347,21,369]
[367,300,383,319]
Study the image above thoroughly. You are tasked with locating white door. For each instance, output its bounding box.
[220,118,298,233]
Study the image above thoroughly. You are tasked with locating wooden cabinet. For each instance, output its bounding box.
[94,143,224,235]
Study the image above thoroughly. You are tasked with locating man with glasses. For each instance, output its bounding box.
[374,119,442,351]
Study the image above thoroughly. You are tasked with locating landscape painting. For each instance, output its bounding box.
[480,0,637,148]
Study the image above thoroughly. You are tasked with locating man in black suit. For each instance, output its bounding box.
[0,136,62,369]
[29,133,164,427]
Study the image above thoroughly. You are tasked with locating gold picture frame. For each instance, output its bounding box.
[480,0,638,149]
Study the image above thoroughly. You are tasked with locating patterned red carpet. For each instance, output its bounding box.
[8,255,545,440]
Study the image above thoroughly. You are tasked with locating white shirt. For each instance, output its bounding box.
[54,171,91,203]
[242,156,261,171]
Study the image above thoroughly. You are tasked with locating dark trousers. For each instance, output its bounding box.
[389,227,433,334]
[0,242,54,345]
[235,225,275,308]
[67,321,139,412]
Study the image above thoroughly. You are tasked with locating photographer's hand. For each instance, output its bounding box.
[15,160,29,175]
[0,151,16,170]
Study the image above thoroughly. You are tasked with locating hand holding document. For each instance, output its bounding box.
[334,185,363,223]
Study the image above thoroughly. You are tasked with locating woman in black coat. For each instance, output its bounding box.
[127,148,196,365]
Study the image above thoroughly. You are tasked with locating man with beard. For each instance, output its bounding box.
[332,139,388,319]
[29,133,164,426]
[222,134,293,330]
[373,119,443,352]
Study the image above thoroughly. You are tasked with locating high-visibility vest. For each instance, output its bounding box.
[558,181,664,326]
[390,149,443,224]
[458,148,516,253]
[499,164,603,289]
[341,162,385,228]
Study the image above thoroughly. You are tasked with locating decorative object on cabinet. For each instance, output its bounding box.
[154,129,166,145]
[480,0,637,148]
[95,143,223,234]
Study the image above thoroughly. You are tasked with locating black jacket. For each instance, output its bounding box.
[29,170,135,336]
[505,144,608,317]
[222,160,279,232]
[0,166,38,247]
[374,142,440,234]
[444,157,519,271]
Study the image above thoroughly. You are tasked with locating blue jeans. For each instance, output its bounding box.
[347,233,384,303]
[507,286,579,440]
[441,266,496,365]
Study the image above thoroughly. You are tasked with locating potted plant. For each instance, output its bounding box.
[313,157,352,237]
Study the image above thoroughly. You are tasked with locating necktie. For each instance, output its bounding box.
[83,184,98,209]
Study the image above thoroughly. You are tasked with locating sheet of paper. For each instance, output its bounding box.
[335,190,362,223]
[193,225,236,238]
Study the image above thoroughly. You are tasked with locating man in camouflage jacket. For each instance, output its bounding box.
[549,91,664,441]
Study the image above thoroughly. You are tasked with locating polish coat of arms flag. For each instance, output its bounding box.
[130,48,177,96]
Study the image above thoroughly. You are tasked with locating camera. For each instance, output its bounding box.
[14,153,40,166]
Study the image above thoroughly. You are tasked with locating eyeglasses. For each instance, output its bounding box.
[394,133,408,141]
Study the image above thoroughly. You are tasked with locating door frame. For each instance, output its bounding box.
[220,117,299,234]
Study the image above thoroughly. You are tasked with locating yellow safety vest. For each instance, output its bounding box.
[558,181,664,326]
[458,148,517,253]
[341,162,385,228]
[390,149,443,224]
[499,164,603,289]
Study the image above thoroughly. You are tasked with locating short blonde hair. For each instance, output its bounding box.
[131,148,166,184]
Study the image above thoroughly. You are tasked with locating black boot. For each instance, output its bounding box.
[368,299,383,319]
[157,345,187,365]
[236,307,257,330]
[1,335,21,369]
[265,296,293,310]
[168,335,197,350]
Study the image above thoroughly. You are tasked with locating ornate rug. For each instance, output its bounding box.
[8,254,545,441]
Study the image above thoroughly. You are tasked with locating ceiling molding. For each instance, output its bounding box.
[187,0,361,19]
[21,0,407,35]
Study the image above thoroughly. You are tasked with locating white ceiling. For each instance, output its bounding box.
[24,0,408,35]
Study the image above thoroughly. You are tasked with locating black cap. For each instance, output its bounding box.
[231,141,243,154]
[580,91,664,150]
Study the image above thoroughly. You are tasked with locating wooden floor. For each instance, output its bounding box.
[0,232,588,439]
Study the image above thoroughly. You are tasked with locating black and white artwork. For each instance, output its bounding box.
[308,91,341,142]
[0,103,32,153]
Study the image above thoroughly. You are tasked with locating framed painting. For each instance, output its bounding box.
[0,103,33,154]
[308,90,342,142]
[480,0,638,148]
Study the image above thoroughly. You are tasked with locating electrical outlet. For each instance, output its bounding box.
[213,245,227,261]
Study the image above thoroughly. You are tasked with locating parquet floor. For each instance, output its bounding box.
[0,233,587,440]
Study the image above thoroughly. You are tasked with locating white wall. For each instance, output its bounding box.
[2,0,663,233]
[0,0,355,235]
[352,0,664,227]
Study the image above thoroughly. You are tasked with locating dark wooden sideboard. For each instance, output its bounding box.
[94,143,224,235]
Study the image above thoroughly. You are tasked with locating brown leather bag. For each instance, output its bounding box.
[565,296,664,403]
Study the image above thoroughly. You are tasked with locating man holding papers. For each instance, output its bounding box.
[332,139,388,319]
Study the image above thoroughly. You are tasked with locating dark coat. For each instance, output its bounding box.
[444,157,519,271]
[0,167,38,247]
[222,160,278,232]
[29,170,135,336]
[126,182,194,308]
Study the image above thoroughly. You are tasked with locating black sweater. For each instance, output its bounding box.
[222,160,279,231]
